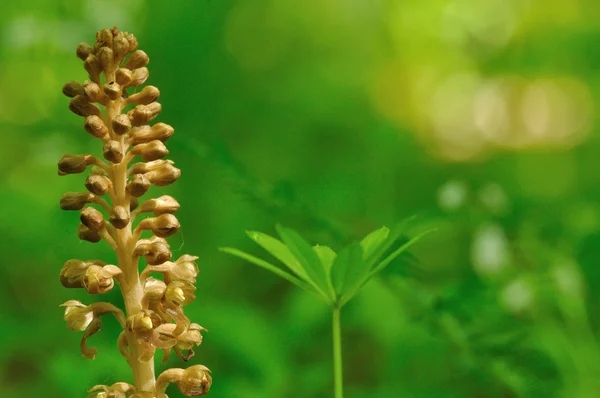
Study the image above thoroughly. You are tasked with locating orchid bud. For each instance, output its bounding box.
[124,32,138,52]
[63,81,84,97]
[96,28,113,48]
[83,81,108,104]
[129,123,174,145]
[69,95,101,117]
[138,214,180,238]
[115,68,132,86]
[135,236,172,265]
[139,195,180,215]
[147,245,173,265]
[58,154,94,175]
[85,174,112,196]
[60,192,95,210]
[130,67,149,87]
[113,34,130,61]
[103,140,124,163]
[78,223,102,243]
[83,115,109,139]
[110,205,130,229]
[103,81,121,101]
[124,50,149,70]
[97,46,115,76]
[80,207,104,231]
[127,85,159,105]
[76,42,93,60]
[128,103,162,126]
[112,114,132,135]
[84,54,102,82]
[131,140,169,161]
[127,174,151,197]
[146,163,181,187]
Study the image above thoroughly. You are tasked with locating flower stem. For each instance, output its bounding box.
[108,93,156,394]
[332,306,343,398]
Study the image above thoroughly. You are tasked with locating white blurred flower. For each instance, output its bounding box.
[500,278,533,315]
[471,223,511,277]
[437,180,468,212]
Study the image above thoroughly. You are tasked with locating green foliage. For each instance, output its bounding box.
[222,219,431,398]
[4,0,600,397]
[221,220,432,308]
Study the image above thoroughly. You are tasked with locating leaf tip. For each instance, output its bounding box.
[274,223,289,238]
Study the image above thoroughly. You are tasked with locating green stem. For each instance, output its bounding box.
[332,306,343,398]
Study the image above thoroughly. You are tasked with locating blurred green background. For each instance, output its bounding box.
[3,0,600,397]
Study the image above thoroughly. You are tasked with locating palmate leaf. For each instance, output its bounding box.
[221,221,432,308]
[276,224,333,301]
[338,225,434,306]
[330,243,367,301]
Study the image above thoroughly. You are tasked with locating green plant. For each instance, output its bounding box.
[220,218,432,398]
[58,27,211,397]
